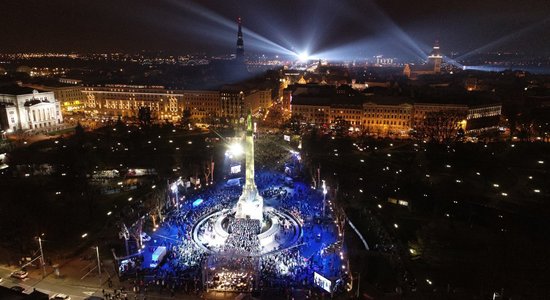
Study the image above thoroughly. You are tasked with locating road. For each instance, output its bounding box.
[0,265,100,299]
[0,264,206,300]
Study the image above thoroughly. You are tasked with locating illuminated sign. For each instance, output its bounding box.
[314,272,332,293]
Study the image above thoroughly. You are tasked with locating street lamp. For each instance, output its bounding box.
[37,235,46,278]
[94,246,101,276]
[322,180,328,217]
[227,142,244,157]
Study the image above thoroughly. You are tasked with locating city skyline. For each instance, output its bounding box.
[1,0,550,59]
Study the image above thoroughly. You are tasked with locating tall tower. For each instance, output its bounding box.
[235,111,264,221]
[236,17,245,62]
[428,40,443,74]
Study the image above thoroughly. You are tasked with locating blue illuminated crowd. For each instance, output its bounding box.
[119,170,348,296]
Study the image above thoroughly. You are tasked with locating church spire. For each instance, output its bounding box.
[236,17,244,61]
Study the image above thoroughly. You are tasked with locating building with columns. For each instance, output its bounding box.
[0,85,63,132]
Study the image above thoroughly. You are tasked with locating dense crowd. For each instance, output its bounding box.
[119,168,349,295]
[224,218,262,254]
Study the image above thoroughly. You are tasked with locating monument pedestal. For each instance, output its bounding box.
[235,184,263,221]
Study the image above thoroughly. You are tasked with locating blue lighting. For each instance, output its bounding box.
[193,198,204,207]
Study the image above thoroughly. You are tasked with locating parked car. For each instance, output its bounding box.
[50,293,71,300]
[10,270,28,279]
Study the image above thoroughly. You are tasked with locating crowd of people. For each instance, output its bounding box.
[117,167,349,295]
[224,218,262,255]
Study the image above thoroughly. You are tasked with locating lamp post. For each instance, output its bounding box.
[37,236,46,278]
[356,272,361,298]
[95,246,101,276]
[170,181,179,211]
[322,180,327,217]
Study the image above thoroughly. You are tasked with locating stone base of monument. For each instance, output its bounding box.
[192,207,302,256]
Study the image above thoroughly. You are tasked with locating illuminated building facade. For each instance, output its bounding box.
[0,86,63,131]
[220,87,245,121]
[289,84,501,136]
[23,83,86,115]
[375,55,396,66]
[83,85,183,121]
[412,102,502,136]
[244,89,272,113]
[82,85,220,122]
[82,85,272,124]
[289,84,364,128]
[362,100,413,136]
[221,86,273,122]
[183,90,222,123]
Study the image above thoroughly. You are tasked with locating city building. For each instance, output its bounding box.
[412,99,502,139]
[220,86,245,121]
[0,85,63,131]
[82,85,184,121]
[183,90,221,123]
[375,55,396,66]
[22,83,86,115]
[289,84,501,137]
[403,41,443,79]
[220,85,273,122]
[289,84,364,128]
[244,89,272,113]
[362,97,413,136]
[82,85,221,122]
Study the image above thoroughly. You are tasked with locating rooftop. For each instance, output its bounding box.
[0,84,45,95]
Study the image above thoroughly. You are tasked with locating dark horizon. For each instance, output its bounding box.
[1,0,550,58]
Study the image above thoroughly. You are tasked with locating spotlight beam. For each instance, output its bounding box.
[164,0,295,56]
[456,16,550,61]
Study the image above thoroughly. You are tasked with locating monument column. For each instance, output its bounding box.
[235,111,263,221]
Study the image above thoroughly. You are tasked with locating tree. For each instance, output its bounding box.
[74,122,85,137]
[138,107,151,126]
[182,108,192,129]
[283,114,304,134]
[414,111,465,144]
[332,116,351,137]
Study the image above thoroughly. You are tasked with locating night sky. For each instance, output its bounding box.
[1,0,549,57]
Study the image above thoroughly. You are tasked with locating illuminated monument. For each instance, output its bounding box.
[235,112,264,221]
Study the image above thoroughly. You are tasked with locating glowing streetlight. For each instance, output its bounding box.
[227,142,244,157]
[322,180,328,217]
